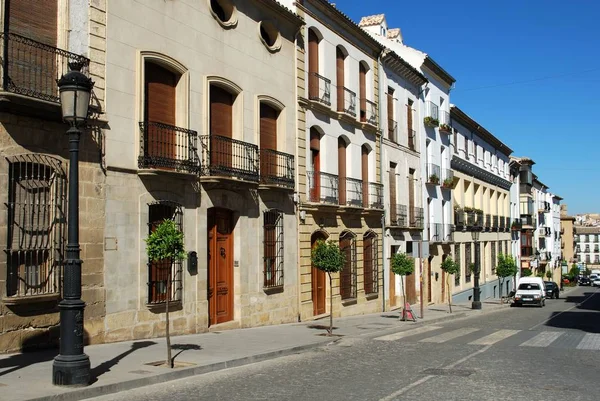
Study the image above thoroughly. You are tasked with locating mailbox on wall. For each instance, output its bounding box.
[188,251,198,275]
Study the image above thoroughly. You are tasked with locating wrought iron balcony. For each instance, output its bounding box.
[200,135,259,181]
[390,204,408,227]
[424,101,439,127]
[367,182,384,209]
[484,214,491,231]
[511,218,522,231]
[492,215,499,231]
[308,72,331,106]
[429,223,442,242]
[544,227,552,237]
[339,87,356,116]
[521,215,537,227]
[439,110,451,132]
[426,163,441,185]
[466,210,483,229]
[138,122,201,174]
[408,129,416,151]
[0,32,90,103]
[455,208,466,229]
[443,224,455,242]
[409,206,424,229]
[498,216,505,231]
[307,171,338,205]
[388,119,398,143]
[259,148,294,189]
[360,98,377,125]
[521,246,536,257]
[340,177,363,207]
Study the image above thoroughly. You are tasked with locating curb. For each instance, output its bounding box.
[25,341,331,401]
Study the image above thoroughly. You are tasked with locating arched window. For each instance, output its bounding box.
[363,232,378,295]
[340,231,357,300]
[147,201,184,304]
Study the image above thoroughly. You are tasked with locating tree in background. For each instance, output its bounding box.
[390,252,414,320]
[521,268,532,277]
[145,219,186,368]
[440,257,459,313]
[311,239,345,335]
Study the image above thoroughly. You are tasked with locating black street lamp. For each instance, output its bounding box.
[471,229,481,310]
[52,62,94,387]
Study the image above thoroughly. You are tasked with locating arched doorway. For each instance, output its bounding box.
[207,208,234,326]
[311,230,328,315]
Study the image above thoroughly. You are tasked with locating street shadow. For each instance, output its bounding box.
[561,292,600,312]
[171,343,202,364]
[544,311,600,333]
[0,330,59,377]
[306,324,339,334]
[89,340,156,384]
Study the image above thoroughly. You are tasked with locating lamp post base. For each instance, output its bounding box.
[52,353,90,386]
[471,300,482,310]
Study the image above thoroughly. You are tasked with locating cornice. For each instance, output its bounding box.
[451,155,512,190]
[423,56,455,87]
[255,0,305,26]
[450,105,513,157]
[381,49,428,87]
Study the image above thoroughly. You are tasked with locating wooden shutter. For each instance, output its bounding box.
[310,128,320,201]
[338,137,347,205]
[340,236,352,299]
[361,146,369,207]
[210,85,233,170]
[363,235,373,294]
[389,164,397,223]
[260,103,278,181]
[408,169,415,224]
[308,29,319,99]
[387,88,394,141]
[407,102,414,149]
[359,64,367,121]
[145,63,177,162]
[336,48,345,112]
[10,0,57,45]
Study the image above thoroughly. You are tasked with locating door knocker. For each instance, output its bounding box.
[220,247,226,258]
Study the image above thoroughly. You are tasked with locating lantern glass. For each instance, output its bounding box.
[471,230,480,241]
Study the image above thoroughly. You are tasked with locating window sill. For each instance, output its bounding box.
[365,293,379,301]
[341,298,357,307]
[146,300,182,313]
[263,286,284,295]
[2,293,60,306]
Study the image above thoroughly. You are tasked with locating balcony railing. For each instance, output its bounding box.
[340,87,356,116]
[425,101,439,121]
[361,98,377,125]
[138,122,201,174]
[1,32,90,103]
[439,110,450,131]
[521,215,537,227]
[367,182,384,209]
[409,206,424,229]
[259,149,294,189]
[466,210,483,229]
[441,168,454,189]
[443,224,454,242]
[426,163,441,185]
[200,135,259,181]
[484,214,491,231]
[308,72,331,106]
[521,246,536,257]
[511,218,522,231]
[492,215,499,231]
[307,171,338,205]
[388,119,398,143]
[390,204,408,227]
[340,177,363,207]
[408,129,416,151]
[455,208,466,228]
[429,223,442,242]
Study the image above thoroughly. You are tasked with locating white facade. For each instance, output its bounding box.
[509,160,521,282]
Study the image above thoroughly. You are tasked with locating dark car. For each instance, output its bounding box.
[544,281,560,299]
[579,276,591,286]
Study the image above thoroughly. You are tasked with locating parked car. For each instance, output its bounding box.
[513,277,545,307]
[544,281,560,299]
[593,277,600,287]
[579,276,591,286]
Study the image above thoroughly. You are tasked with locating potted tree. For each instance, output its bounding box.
[424,116,439,127]
[496,253,518,303]
[521,268,532,277]
[390,252,414,320]
[440,256,459,313]
[145,219,187,368]
[311,239,345,336]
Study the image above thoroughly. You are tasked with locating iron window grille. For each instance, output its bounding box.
[491,242,496,274]
[340,231,357,300]
[454,244,461,286]
[363,232,379,295]
[147,201,183,304]
[263,209,284,289]
[5,154,66,298]
[465,243,472,283]
[138,122,201,174]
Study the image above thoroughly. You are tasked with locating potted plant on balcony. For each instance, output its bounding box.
[511,220,520,231]
[428,173,440,185]
[424,116,439,127]
[439,123,451,132]
[442,177,455,189]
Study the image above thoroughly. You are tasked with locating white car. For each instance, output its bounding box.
[593,278,600,287]
[513,277,546,307]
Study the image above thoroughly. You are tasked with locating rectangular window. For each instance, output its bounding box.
[491,242,496,275]
[454,244,461,286]
[465,243,472,283]
[6,155,66,297]
[263,209,284,289]
[363,233,378,295]
[147,202,183,304]
[340,232,357,300]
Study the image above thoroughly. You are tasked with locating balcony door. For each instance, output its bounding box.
[210,85,234,171]
[362,146,369,207]
[338,138,347,205]
[308,29,319,99]
[359,63,367,122]
[311,231,327,315]
[260,103,278,182]
[407,100,414,149]
[408,169,415,224]
[309,128,321,202]
[387,88,395,141]
[145,62,177,165]
[336,47,345,112]
[389,163,397,223]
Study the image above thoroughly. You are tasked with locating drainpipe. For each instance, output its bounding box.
[378,50,386,312]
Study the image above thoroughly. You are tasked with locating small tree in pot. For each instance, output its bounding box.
[311,239,345,336]
[440,256,459,313]
[496,253,518,302]
[390,252,414,320]
[145,219,186,368]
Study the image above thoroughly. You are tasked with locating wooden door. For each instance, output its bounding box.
[427,256,433,303]
[336,47,345,112]
[359,63,367,121]
[361,146,369,207]
[338,138,346,205]
[311,232,326,315]
[408,169,415,225]
[387,88,394,141]
[407,102,414,149]
[389,164,397,223]
[208,208,234,326]
[441,270,446,303]
[145,62,177,163]
[406,268,416,305]
[210,85,233,171]
[260,103,278,182]
[310,128,320,202]
[389,268,396,307]
[308,29,319,99]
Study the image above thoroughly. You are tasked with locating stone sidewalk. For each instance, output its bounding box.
[0,300,510,401]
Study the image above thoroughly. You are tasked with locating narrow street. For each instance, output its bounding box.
[89,286,600,401]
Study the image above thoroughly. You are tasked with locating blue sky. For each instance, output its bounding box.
[335,0,599,214]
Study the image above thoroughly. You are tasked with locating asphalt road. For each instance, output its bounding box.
[89,285,600,401]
